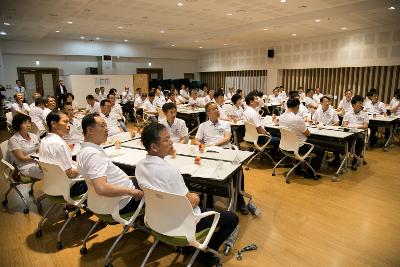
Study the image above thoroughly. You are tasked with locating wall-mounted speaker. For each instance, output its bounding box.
[267,49,274,58]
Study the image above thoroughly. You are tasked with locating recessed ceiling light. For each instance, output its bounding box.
[177,2,183,6]
[315,19,321,22]
[224,43,228,46]
[263,28,268,31]
[124,39,128,42]
[199,46,203,48]
[160,30,165,33]
[80,36,85,39]
[171,44,175,46]
[388,6,395,10]
[4,22,10,26]
[0,31,6,35]
[67,21,73,24]
[96,37,100,40]
[225,13,233,16]
[280,0,286,2]
[341,27,347,30]
[118,26,123,29]
[55,30,60,33]
[292,33,297,36]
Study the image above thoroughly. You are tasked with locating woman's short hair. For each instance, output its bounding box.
[231,94,242,105]
[12,113,31,131]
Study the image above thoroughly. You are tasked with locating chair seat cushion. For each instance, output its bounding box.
[95,208,145,224]
[151,228,211,247]
[47,194,85,204]
[19,174,38,184]
[281,150,316,158]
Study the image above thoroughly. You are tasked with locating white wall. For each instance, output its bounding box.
[198,24,400,94]
[66,75,133,107]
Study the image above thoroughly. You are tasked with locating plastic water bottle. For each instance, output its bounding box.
[247,200,261,217]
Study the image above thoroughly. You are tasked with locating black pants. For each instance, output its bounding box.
[297,142,325,171]
[354,133,365,156]
[119,197,142,214]
[70,181,88,197]
[196,208,239,251]
[369,126,389,146]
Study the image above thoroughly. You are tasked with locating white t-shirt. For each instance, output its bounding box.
[77,142,134,209]
[279,111,308,144]
[180,90,190,100]
[204,95,214,104]
[154,95,166,108]
[39,133,74,171]
[135,155,200,214]
[8,132,40,172]
[64,118,84,144]
[143,100,158,113]
[343,109,369,128]
[312,93,324,104]
[159,118,188,143]
[134,97,146,108]
[338,98,353,112]
[188,97,205,107]
[228,105,244,119]
[363,101,386,114]
[312,106,339,125]
[121,91,133,104]
[86,102,101,114]
[217,104,229,120]
[304,96,318,108]
[243,106,262,128]
[43,108,52,119]
[11,102,30,117]
[389,98,400,116]
[101,113,122,137]
[29,106,46,134]
[269,95,282,105]
[110,104,123,120]
[195,119,231,148]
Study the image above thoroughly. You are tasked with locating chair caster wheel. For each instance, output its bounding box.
[29,190,33,195]
[272,173,275,176]
[35,229,43,238]
[63,210,69,219]
[2,200,8,206]
[285,179,290,184]
[80,247,88,255]
[23,208,29,214]
[245,167,249,170]
[76,210,81,217]
[105,263,113,267]
[363,161,367,165]
[56,241,63,250]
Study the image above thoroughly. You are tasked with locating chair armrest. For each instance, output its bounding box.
[111,197,145,226]
[71,177,85,182]
[295,142,315,160]
[190,211,221,250]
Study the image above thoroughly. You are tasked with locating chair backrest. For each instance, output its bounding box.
[157,109,165,121]
[142,186,197,237]
[0,159,15,182]
[278,127,301,153]
[30,121,40,135]
[243,122,259,143]
[37,160,72,197]
[5,112,12,123]
[0,140,11,163]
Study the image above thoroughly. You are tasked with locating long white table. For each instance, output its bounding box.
[368,115,399,152]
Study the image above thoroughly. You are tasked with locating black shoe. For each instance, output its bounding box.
[237,203,249,215]
[197,251,220,266]
[303,172,321,180]
[295,168,304,175]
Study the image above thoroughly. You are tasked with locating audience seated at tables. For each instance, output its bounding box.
[363,91,386,114]
[84,94,101,115]
[214,90,229,120]
[154,87,166,108]
[62,102,84,144]
[30,93,41,109]
[194,102,232,148]
[269,87,283,106]
[243,92,280,152]
[11,93,30,117]
[108,93,128,132]
[312,87,324,103]
[204,88,215,104]
[312,96,339,126]
[77,113,143,214]
[389,89,400,116]
[279,98,324,179]
[135,123,239,264]
[159,102,188,144]
[8,113,43,179]
[100,99,124,137]
[43,96,57,118]
[188,89,205,108]
[180,85,190,101]
[342,95,369,170]
[304,88,319,112]
[121,87,133,105]
[29,97,47,138]
[337,89,353,116]
[66,93,79,113]
[228,93,244,120]
[134,92,147,109]
[39,111,87,196]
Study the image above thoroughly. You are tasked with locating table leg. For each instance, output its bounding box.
[383,123,394,152]
[227,181,236,212]
[335,142,349,177]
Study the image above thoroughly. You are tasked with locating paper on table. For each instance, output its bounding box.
[105,148,125,158]
[179,164,199,175]
[192,166,217,179]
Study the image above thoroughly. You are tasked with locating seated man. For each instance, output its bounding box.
[342,95,369,170]
[279,99,324,179]
[188,89,205,108]
[30,93,41,109]
[243,92,280,151]
[135,123,239,264]
[154,87,166,108]
[77,113,143,214]
[214,90,229,120]
[43,96,57,118]
[29,97,47,138]
[159,102,188,144]
[337,89,353,116]
[312,87,324,103]
[389,89,400,116]
[100,99,124,137]
[312,96,339,126]
[268,87,282,115]
[134,92,147,109]
[62,102,84,144]
[39,111,87,196]
[304,88,319,112]
[143,91,159,122]
[194,102,232,148]
[84,95,101,115]
[11,93,30,117]
[285,91,309,119]
[363,91,386,114]
[108,93,128,132]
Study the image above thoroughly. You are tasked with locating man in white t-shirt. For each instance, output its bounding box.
[363,92,386,114]
[312,87,324,104]
[312,96,339,126]
[159,102,188,143]
[143,91,158,123]
[342,95,369,170]
[226,87,235,100]
[108,93,128,132]
[135,123,238,264]
[77,113,143,213]
[154,87,166,108]
[279,98,324,179]
[14,80,26,98]
[337,89,353,116]
[389,90,400,116]
[85,95,101,115]
[39,111,87,196]
[134,93,147,109]
[214,90,229,120]
[188,89,205,108]
[29,97,47,138]
[194,102,232,148]
[304,88,319,111]
[30,93,41,109]
[62,102,84,144]
[11,93,30,117]
[100,99,123,137]
[285,91,310,119]
[180,85,190,101]
[269,87,282,106]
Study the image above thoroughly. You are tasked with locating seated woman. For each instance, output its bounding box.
[229,93,244,120]
[8,113,43,179]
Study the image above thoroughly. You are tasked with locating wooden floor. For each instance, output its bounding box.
[1,127,400,267]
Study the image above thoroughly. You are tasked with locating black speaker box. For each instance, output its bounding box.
[267,49,274,58]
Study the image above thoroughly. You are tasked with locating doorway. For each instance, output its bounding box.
[136,68,163,81]
[17,68,59,101]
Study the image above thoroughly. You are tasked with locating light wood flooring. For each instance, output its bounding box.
[1,127,400,267]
